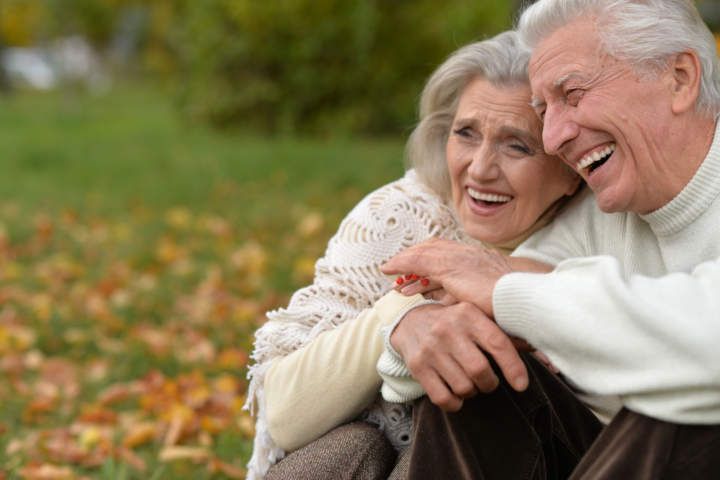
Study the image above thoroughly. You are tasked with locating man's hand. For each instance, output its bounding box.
[391,302,529,412]
[383,238,552,316]
[382,239,511,316]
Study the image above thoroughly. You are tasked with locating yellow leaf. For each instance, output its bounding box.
[293,256,317,283]
[123,422,158,448]
[213,373,240,393]
[297,211,324,238]
[165,207,193,230]
[230,241,266,275]
[158,446,209,462]
[237,414,255,438]
[78,426,102,450]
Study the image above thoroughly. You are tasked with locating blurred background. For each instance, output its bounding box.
[0,1,717,478]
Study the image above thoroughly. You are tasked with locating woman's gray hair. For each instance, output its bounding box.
[517,0,720,118]
[407,31,532,202]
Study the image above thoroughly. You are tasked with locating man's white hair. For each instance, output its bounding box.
[517,0,720,117]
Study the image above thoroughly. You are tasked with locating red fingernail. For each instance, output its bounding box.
[396,277,405,285]
[410,274,419,280]
[404,274,413,280]
[420,278,430,286]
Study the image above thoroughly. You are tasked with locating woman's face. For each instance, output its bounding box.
[446,77,579,244]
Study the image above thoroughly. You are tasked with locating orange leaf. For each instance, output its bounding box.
[122,422,158,449]
[117,446,147,472]
[19,463,75,480]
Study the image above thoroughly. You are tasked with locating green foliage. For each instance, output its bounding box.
[0,84,403,477]
[176,0,513,134]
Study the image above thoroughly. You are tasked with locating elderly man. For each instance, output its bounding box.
[381,0,720,478]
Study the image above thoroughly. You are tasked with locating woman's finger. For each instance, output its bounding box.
[399,277,438,296]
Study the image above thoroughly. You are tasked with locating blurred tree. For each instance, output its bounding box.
[0,0,48,46]
[175,0,513,135]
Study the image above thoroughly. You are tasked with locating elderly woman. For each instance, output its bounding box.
[245,31,592,480]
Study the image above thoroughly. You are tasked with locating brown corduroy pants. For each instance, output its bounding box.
[266,355,720,479]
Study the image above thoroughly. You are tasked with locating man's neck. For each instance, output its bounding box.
[644,114,717,213]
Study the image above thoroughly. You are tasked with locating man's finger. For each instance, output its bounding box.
[381,247,427,276]
[431,354,479,399]
[473,320,529,392]
[421,370,464,412]
[452,346,500,393]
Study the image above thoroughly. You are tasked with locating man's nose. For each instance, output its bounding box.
[542,104,579,156]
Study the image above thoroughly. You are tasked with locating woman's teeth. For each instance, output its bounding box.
[467,188,511,203]
[577,144,616,172]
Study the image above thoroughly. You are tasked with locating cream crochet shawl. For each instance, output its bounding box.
[244,169,560,478]
[244,170,465,478]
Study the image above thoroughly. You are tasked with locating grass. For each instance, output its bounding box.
[0,84,403,478]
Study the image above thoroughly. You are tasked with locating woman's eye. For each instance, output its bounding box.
[510,144,531,155]
[453,127,473,138]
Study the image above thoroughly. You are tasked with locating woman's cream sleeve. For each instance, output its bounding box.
[263,291,428,452]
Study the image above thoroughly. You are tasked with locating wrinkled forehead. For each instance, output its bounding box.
[456,78,541,132]
[527,17,604,98]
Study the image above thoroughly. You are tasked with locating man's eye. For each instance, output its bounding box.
[566,89,584,106]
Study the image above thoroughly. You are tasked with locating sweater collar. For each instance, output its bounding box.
[641,119,720,236]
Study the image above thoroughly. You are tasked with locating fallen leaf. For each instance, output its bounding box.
[158,446,209,462]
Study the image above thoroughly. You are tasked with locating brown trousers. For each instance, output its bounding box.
[267,355,720,479]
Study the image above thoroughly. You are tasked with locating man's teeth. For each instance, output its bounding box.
[467,188,511,203]
[577,144,616,171]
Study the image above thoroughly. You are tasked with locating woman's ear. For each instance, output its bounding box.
[669,51,702,115]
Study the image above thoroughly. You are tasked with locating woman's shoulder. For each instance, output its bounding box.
[345,170,452,222]
[323,170,461,266]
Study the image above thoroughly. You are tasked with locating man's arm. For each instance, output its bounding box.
[495,255,720,423]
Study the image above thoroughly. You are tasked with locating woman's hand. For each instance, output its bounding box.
[393,274,457,304]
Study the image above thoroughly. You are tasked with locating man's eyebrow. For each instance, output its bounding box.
[530,72,586,110]
[555,72,585,89]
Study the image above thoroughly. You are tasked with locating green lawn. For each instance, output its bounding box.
[0,85,403,478]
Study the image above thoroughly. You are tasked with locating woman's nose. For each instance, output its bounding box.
[467,146,501,180]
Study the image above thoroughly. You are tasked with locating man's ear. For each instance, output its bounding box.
[669,51,702,115]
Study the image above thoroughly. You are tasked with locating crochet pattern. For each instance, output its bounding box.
[244,170,466,479]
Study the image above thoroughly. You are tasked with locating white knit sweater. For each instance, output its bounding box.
[494,120,720,425]
[245,170,465,479]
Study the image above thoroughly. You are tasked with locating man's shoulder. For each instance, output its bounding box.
[556,187,633,231]
[513,188,635,264]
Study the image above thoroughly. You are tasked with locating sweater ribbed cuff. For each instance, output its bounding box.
[377,295,439,403]
[493,272,544,338]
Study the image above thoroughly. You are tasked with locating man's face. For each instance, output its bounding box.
[529,17,677,214]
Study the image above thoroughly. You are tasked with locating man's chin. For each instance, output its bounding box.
[594,189,628,214]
